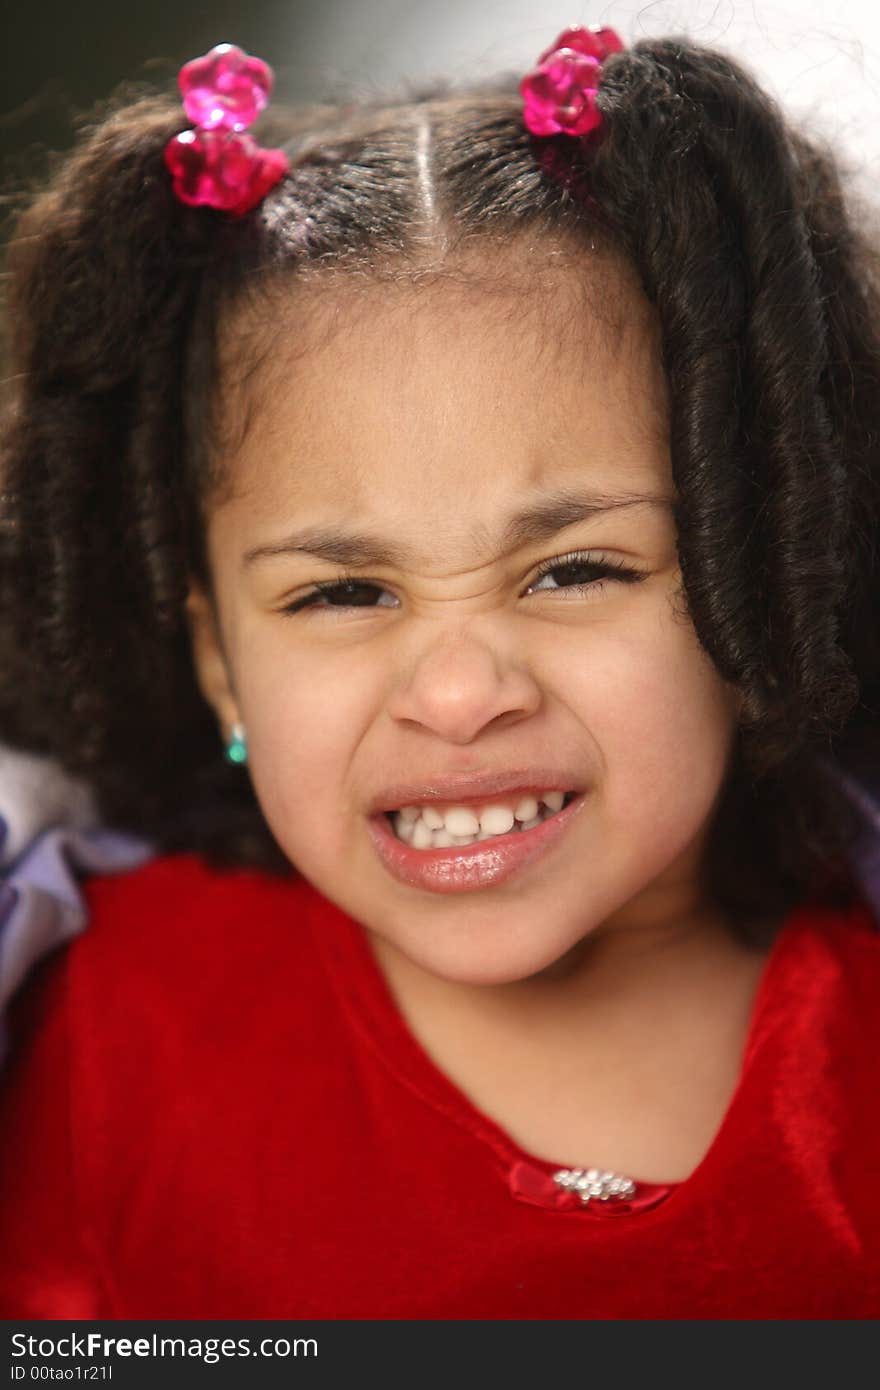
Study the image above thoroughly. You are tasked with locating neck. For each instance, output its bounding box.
[363,894,779,1184]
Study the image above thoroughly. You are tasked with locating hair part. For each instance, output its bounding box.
[2,37,880,936]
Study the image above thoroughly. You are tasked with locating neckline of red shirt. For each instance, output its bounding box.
[298,882,846,1219]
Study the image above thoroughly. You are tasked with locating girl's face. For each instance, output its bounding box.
[187,256,743,986]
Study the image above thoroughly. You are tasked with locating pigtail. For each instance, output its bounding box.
[2,100,196,748]
[590,42,860,763]
[0,97,292,872]
[558,39,880,915]
[788,127,880,709]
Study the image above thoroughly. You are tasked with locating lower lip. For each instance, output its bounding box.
[366,794,587,894]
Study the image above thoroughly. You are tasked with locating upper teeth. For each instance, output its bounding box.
[396,791,566,837]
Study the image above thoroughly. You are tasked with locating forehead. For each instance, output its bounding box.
[208,247,672,549]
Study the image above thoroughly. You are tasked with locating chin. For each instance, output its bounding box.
[392,927,585,989]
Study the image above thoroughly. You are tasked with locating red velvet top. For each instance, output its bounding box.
[1,852,879,1320]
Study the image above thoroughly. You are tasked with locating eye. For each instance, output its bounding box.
[280,552,646,617]
[525,552,646,598]
[281,576,397,615]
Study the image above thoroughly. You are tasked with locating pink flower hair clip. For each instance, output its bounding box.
[520,25,626,137]
[164,43,289,217]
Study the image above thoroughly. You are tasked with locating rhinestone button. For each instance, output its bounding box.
[552,1166,637,1203]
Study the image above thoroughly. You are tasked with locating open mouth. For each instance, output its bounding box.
[384,791,579,851]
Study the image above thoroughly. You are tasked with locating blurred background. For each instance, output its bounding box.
[3,1,879,216]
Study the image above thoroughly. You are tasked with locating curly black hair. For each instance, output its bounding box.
[2,36,880,940]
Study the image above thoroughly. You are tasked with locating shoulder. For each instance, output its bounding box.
[21,852,332,1061]
[771,894,880,1042]
[79,849,317,967]
[82,847,310,921]
[786,895,880,968]
[769,897,880,1210]
[0,852,349,1266]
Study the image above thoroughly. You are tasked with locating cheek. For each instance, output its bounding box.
[571,613,736,826]
[233,638,377,832]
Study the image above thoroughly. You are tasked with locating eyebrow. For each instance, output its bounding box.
[241,488,674,570]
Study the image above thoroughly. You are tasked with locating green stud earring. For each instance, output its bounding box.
[224,721,248,765]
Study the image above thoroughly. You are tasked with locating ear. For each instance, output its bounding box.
[185,579,242,735]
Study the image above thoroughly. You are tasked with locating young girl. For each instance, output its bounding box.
[1,26,879,1319]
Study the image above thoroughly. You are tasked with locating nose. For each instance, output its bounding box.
[385,630,542,744]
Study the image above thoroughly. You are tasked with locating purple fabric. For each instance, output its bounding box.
[828,761,880,921]
[0,744,155,1065]
[0,824,154,1063]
